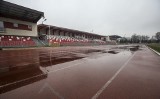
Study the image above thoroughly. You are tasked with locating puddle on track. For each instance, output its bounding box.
[0,45,141,94]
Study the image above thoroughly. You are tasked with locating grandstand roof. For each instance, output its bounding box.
[109,35,122,40]
[0,0,44,23]
[38,24,104,37]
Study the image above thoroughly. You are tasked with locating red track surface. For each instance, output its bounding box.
[0,45,160,99]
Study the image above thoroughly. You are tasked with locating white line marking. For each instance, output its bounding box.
[0,73,46,88]
[91,52,136,99]
[48,62,84,74]
[39,83,64,99]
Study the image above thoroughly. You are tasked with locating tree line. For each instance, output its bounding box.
[119,32,160,44]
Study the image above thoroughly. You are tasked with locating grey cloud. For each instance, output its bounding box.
[6,0,160,37]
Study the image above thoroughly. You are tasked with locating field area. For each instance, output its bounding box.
[0,45,160,99]
[147,43,160,53]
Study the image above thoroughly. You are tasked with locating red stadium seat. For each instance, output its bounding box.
[0,35,36,47]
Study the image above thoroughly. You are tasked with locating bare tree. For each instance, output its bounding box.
[155,32,160,42]
[131,34,139,43]
[131,34,149,43]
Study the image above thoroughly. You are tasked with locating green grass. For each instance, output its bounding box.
[147,43,160,53]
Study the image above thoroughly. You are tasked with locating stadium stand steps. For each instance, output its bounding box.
[38,39,48,46]
[32,37,45,47]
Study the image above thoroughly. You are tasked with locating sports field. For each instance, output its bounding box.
[0,45,160,99]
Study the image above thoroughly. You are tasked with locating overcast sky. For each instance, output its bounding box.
[6,0,160,37]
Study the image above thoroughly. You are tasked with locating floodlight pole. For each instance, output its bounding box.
[42,19,47,24]
[123,34,126,43]
[139,35,142,43]
[48,25,51,46]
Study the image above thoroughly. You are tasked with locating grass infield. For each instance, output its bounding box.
[147,43,160,53]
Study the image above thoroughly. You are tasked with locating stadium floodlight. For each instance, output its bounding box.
[42,19,47,24]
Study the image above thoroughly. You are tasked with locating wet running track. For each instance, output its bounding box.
[0,45,160,99]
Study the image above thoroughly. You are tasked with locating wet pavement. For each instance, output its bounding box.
[0,45,160,99]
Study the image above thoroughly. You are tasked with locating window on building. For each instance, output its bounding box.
[28,25,32,29]
[13,23,18,27]
[0,21,5,33]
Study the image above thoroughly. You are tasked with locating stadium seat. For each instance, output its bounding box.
[0,35,36,47]
[44,35,106,46]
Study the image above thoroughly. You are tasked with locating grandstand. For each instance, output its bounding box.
[38,24,107,46]
[0,0,44,47]
[0,0,115,48]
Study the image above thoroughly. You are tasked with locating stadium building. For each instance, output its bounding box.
[0,0,44,47]
[38,24,106,46]
[0,0,115,48]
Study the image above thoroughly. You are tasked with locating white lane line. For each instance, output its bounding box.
[91,52,136,99]
[39,83,64,99]
[47,62,84,74]
[0,61,85,88]
[0,73,46,89]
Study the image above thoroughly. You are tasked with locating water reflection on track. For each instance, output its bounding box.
[0,45,139,94]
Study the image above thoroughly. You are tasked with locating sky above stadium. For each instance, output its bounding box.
[6,0,160,37]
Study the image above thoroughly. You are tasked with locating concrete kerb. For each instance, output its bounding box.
[146,45,160,56]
